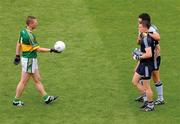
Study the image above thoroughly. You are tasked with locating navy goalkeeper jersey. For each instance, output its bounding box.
[140,34,155,66]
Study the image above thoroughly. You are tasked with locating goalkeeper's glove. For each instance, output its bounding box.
[13,55,20,65]
[50,48,61,53]
[133,54,141,60]
[132,48,142,61]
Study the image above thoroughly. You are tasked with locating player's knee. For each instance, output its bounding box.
[34,77,41,83]
[38,76,41,81]
[132,79,138,86]
[20,78,27,84]
[19,80,27,87]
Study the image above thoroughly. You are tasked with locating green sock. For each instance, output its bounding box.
[43,94,49,101]
[14,97,20,102]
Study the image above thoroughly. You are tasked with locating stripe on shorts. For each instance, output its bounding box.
[145,66,149,77]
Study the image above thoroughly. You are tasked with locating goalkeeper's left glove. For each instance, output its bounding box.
[50,48,61,53]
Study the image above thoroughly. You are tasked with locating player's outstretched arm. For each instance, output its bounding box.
[36,47,50,52]
[36,47,60,53]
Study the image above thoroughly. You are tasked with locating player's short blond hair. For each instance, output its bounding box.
[26,16,36,26]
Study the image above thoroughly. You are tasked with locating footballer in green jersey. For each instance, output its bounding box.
[13,16,60,106]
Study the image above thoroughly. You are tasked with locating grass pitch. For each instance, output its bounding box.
[0,0,180,123]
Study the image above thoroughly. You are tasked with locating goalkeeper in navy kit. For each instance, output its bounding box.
[132,20,155,112]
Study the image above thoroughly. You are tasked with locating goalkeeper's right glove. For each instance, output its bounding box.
[133,54,141,60]
[132,48,142,61]
[13,55,20,65]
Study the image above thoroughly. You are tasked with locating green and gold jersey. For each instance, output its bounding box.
[19,28,40,58]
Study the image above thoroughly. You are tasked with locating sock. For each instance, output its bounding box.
[139,80,143,85]
[14,97,20,102]
[155,81,164,101]
[143,93,147,102]
[43,94,49,101]
[147,101,154,108]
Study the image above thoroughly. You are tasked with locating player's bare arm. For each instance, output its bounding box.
[36,47,51,52]
[13,42,21,65]
[140,47,152,59]
[149,32,160,41]
[16,42,21,55]
[36,47,61,53]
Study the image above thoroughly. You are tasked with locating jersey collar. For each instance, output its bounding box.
[26,26,32,33]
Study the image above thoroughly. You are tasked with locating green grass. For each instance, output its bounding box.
[0,0,180,123]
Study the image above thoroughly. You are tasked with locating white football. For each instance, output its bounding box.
[54,41,66,52]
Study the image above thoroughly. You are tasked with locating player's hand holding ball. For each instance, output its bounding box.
[132,48,142,61]
[50,41,66,53]
[50,48,61,53]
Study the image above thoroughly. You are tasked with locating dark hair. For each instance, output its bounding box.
[26,16,36,25]
[138,13,151,23]
[140,20,151,29]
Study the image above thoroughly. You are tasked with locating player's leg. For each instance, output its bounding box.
[13,57,31,106]
[134,79,147,102]
[132,72,145,98]
[153,56,164,105]
[31,69,47,96]
[142,79,154,111]
[152,70,164,105]
[31,58,58,104]
[31,69,58,104]
[13,71,31,106]
[140,65,154,111]
[144,80,153,102]
[133,63,146,102]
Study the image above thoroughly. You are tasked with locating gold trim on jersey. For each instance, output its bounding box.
[21,44,40,52]
[33,46,40,50]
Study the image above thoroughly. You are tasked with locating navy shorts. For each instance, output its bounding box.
[153,56,161,70]
[136,62,154,80]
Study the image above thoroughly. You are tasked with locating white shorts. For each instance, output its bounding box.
[21,57,38,73]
